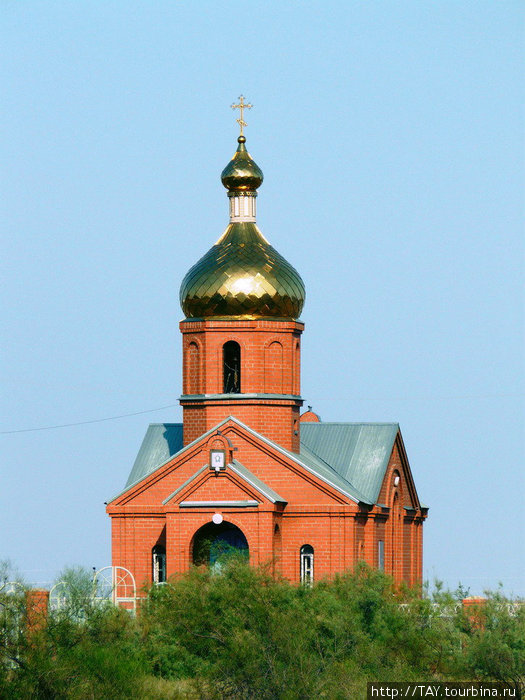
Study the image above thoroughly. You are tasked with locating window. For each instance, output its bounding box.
[152,545,166,583]
[223,341,241,393]
[273,524,282,573]
[378,540,385,571]
[300,544,314,586]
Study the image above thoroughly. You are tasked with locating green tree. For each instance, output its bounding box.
[461,591,525,695]
[1,559,523,699]
[0,566,146,700]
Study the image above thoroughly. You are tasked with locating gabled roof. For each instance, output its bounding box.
[162,459,286,506]
[300,422,399,504]
[229,460,286,504]
[125,423,183,488]
[297,443,371,503]
[119,418,400,506]
[161,464,208,504]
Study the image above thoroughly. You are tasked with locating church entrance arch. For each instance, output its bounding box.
[191,521,249,567]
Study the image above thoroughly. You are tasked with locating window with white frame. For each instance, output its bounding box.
[152,545,166,583]
[300,544,314,585]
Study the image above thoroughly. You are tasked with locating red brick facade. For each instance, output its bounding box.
[108,410,426,591]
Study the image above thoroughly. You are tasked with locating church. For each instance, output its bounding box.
[107,100,427,590]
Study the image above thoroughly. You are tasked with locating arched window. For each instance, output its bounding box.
[152,545,166,584]
[300,544,314,586]
[273,524,282,574]
[223,341,241,393]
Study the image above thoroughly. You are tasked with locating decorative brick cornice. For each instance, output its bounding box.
[180,318,305,331]
[180,393,303,404]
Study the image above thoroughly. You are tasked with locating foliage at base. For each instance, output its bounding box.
[0,560,523,699]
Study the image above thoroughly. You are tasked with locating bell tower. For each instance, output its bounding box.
[179,99,306,451]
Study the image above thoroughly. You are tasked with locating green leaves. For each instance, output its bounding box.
[0,561,523,699]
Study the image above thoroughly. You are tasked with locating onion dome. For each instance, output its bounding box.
[180,136,305,320]
[221,135,263,191]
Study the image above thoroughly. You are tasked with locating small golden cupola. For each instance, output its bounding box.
[179,98,305,320]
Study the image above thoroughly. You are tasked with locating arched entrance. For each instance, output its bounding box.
[192,521,249,566]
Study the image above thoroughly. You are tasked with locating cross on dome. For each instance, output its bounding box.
[231,94,252,136]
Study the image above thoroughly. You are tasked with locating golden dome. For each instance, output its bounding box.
[179,137,305,320]
[221,135,263,191]
[180,222,305,319]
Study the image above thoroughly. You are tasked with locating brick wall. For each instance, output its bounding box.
[109,425,425,590]
[180,318,303,451]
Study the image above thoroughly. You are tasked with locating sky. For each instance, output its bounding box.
[1,1,523,596]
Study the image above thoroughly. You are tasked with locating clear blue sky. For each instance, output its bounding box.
[2,1,523,595]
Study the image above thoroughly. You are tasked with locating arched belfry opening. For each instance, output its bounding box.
[192,521,248,566]
[223,341,241,393]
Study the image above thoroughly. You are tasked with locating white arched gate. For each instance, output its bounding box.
[49,581,70,612]
[93,566,137,614]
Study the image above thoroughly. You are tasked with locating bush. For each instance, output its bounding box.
[1,566,146,700]
[0,561,522,699]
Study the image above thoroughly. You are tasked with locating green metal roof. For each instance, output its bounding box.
[229,459,286,503]
[295,443,371,503]
[119,419,399,506]
[125,423,183,489]
[299,422,399,504]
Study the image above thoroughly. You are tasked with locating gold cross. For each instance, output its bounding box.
[231,94,252,136]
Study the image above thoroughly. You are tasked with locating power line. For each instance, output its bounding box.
[1,392,522,435]
[0,404,179,435]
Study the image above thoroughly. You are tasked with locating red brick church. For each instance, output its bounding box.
[107,111,427,589]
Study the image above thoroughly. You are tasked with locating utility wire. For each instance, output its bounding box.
[1,392,522,435]
[0,404,179,434]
